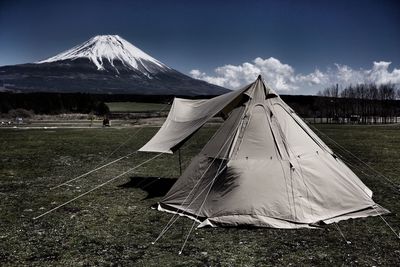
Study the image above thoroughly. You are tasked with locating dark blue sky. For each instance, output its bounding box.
[1,0,399,91]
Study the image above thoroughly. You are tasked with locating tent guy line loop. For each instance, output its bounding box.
[33,152,164,220]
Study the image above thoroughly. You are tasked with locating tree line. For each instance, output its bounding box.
[315,83,400,123]
[0,92,214,116]
[1,86,399,123]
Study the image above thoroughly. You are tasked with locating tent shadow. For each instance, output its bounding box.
[118,176,176,200]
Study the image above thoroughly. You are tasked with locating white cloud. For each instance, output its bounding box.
[368,61,400,84]
[190,58,400,94]
[296,69,328,86]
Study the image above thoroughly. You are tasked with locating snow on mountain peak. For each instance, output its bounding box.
[38,35,169,72]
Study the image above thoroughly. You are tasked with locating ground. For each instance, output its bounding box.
[1,122,399,266]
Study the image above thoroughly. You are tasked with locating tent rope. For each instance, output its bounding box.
[152,115,244,245]
[51,151,138,190]
[152,158,231,245]
[33,152,164,220]
[337,158,400,239]
[341,158,379,180]
[306,122,399,191]
[152,103,253,245]
[269,105,398,241]
[151,165,216,244]
[334,222,351,244]
[52,102,170,189]
[305,122,400,239]
[372,206,400,239]
[94,127,142,165]
[153,165,228,245]
[178,143,230,254]
[161,105,252,252]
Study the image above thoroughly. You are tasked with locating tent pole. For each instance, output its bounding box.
[178,149,182,175]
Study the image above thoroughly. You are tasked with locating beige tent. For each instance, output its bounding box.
[140,75,389,228]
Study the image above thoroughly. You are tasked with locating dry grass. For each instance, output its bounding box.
[1,124,399,266]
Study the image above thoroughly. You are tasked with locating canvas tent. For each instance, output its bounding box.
[140,75,389,228]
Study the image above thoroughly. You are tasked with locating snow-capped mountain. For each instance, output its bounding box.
[38,35,169,74]
[0,35,228,95]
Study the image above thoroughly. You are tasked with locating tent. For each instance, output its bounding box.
[139,75,389,228]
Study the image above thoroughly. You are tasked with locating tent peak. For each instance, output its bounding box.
[247,75,278,99]
[140,76,388,229]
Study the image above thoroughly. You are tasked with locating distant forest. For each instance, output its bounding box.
[1,83,399,123]
[313,83,400,123]
[0,93,211,116]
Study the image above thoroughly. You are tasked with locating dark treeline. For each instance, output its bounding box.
[1,92,99,114]
[0,92,218,115]
[1,85,400,123]
[315,83,400,123]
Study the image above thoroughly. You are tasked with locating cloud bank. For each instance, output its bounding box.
[190,57,400,94]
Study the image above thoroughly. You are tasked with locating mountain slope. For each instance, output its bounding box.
[38,35,168,74]
[0,35,229,95]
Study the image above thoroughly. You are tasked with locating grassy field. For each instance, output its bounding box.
[106,102,171,113]
[1,124,400,266]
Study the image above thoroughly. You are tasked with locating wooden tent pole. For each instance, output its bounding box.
[178,149,182,175]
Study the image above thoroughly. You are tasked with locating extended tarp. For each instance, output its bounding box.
[141,75,389,228]
[139,83,252,154]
